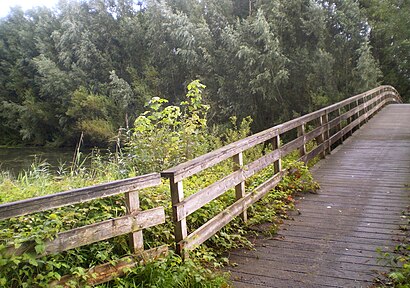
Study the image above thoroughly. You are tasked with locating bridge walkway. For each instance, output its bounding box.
[228,104,410,287]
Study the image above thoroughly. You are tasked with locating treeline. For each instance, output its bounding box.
[0,0,408,146]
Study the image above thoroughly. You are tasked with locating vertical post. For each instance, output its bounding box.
[297,123,307,162]
[377,90,383,111]
[170,178,188,257]
[355,99,361,129]
[363,96,369,124]
[323,112,331,155]
[316,115,325,159]
[346,102,354,138]
[336,108,343,145]
[271,135,282,174]
[233,152,247,222]
[125,191,144,253]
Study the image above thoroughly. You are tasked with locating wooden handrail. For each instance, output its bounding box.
[162,86,401,183]
[0,173,161,220]
[0,172,167,286]
[0,85,402,283]
[162,85,401,256]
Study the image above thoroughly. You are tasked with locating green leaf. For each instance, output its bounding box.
[35,243,45,254]
[28,257,38,267]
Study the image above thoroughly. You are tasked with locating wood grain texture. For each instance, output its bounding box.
[228,104,410,287]
[165,86,400,256]
[174,149,281,222]
[50,245,169,287]
[0,173,161,220]
[6,207,165,257]
[182,172,285,251]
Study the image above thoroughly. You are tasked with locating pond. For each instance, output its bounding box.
[0,147,79,176]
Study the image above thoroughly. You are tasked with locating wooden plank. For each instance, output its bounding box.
[161,127,281,183]
[304,125,326,144]
[271,135,281,174]
[301,142,324,163]
[228,103,409,287]
[50,245,168,287]
[230,255,377,284]
[230,248,386,269]
[0,173,161,221]
[280,136,305,157]
[182,172,285,251]
[233,152,247,222]
[169,179,187,256]
[327,93,384,132]
[297,124,307,159]
[125,191,144,253]
[5,207,165,257]
[174,149,281,222]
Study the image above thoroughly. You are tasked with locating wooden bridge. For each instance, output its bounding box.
[228,103,410,287]
[0,85,407,287]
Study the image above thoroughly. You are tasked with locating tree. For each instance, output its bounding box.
[352,40,383,92]
[362,0,410,101]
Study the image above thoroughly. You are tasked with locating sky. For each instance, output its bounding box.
[0,0,59,18]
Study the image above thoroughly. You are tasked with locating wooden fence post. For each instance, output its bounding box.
[336,108,343,145]
[377,90,383,111]
[271,135,282,174]
[170,178,188,257]
[323,112,330,156]
[233,152,247,222]
[316,115,326,159]
[355,99,361,129]
[125,191,144,253]
[346,102,354,138]
[363,96,369,124]
[297,123,307,162]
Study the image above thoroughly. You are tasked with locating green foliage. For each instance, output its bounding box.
[98,252,229,288]
[125,80,213,174]
[353,40,383,92]
[363,0,410,101]
[376,209,410,287]
[0,0,399,146]
[0,84,320,287]
[66,87,116,145]
[0,154,319,287]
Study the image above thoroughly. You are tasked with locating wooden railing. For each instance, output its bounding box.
[0,85,402,283]
[0,173,168,286]
[161,85,402,255]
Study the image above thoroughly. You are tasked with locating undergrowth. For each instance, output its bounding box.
[375,207,410,287]
[0,80,320,287]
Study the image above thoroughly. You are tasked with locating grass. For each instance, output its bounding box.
[0,148,319,287]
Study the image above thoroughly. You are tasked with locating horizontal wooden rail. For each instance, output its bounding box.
[5,207,165,257]
[182,172,285,251]
[0,85,402,284]
[0,172,167,286]
[50,245,169,287]
[0,172,161,220]
[162,85,402,256]
[162,86,401,183]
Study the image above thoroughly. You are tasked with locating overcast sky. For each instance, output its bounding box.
[0,0,59,18]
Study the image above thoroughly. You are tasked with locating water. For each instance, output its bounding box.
[0,147,78,176]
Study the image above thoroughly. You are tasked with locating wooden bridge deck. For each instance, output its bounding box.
[228,104,410,288]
